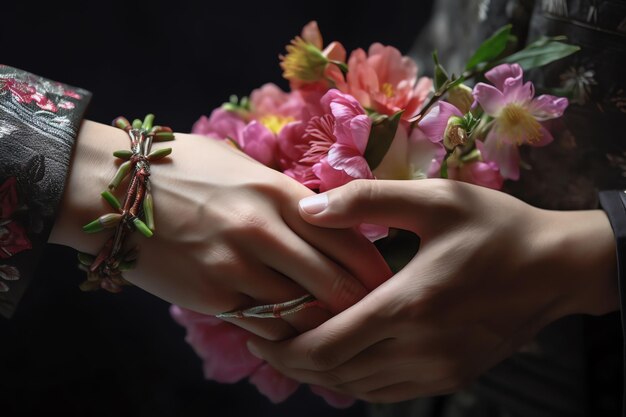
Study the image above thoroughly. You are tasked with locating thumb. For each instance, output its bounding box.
[298,179,442,234]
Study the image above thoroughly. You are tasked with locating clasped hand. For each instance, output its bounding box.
[248,179,618,403]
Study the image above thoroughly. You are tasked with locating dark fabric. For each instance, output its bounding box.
[370,1,626,416]
[0,65,91,318]
[599,190,626,417]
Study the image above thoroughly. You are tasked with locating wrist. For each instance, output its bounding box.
[49,120,129,253]
[536,209,619,318]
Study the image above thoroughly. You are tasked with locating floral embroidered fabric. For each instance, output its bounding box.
[0,65,91,319]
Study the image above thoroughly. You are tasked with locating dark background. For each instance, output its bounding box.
[0,1,434,417]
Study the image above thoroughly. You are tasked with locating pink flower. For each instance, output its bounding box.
[249,83,304,120]
[280,21,347,95]
[192,108,245,140]
[473,63,568,180]
[248,363,299,403]
[342,43,432,119]
[170,306,263,383]
[192,108,279,168]
[169,305,356,408]
[448,160,504,190]
[418,101,464,144]
[279,89,374,191]
[417,102,505,189]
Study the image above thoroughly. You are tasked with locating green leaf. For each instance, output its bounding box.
[364,111,403,171]
[465,25,512,71]
[432,51,449,90]
[497,38,580,70]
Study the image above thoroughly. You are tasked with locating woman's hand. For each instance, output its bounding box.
[49,121,391,339]
[247,179,618,402]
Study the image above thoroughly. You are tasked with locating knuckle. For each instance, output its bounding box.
[306,344,338,371]
[328,271,367,310]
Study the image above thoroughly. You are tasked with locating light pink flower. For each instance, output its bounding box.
[418,101,464,144]
[169,305,356,408]
[192,108,278,168]
[417,101,504,189]
[448,161,504,190]
[248,363,299,403]
[192,108,245,141]
[473,63,568,180]
[170,306,263,383]
[249,83,304,120]
[342,43,432,119]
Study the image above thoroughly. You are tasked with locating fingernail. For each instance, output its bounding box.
[247,341,263,359]
[299,193,328,215]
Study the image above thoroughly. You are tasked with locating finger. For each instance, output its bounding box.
[220,314,297,341]
[282,206,392,291]
[250,222,370,313]
[248,287,390,372]
[247,337,394,388]
[359,380,456,403]
[221,262,332,337]
[298,179,465,237]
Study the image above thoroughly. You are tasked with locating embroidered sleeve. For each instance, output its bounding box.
[0,65,91,318]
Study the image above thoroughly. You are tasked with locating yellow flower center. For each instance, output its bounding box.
[280,37,328,82]
[260,115,295,134]
[381,82,394,98]
[499,104,542,144]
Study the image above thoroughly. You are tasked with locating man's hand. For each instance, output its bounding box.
[247,179,618,402]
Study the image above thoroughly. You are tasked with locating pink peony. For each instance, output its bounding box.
[192,108,245,141]
[472,63,568,180]
[169,305,356,408]
[342,43,432,120]
[249,83,304,120]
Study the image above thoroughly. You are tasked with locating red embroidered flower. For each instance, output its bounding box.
[0,77,82,113]
[0,177,32,259]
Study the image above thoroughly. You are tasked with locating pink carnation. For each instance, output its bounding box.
[342,43,432,120]
[169,305,356,408]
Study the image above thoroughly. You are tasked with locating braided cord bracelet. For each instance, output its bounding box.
[77,114,174,292]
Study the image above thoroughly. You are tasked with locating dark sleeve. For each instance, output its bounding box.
[598,190,626,417]
[0,65,92,319]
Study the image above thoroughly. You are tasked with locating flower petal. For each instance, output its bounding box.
[472,83,506,116]
[485,63,523,91]
[327,144,373,179]
[418,101,463,142]
[530,95,569,121]
[249,364,300,403]
[480,132,521,180]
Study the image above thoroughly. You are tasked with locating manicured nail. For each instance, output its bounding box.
[247,341,263,359]
[299,193,328,215]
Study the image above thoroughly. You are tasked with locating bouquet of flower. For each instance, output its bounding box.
[173,21,579,407]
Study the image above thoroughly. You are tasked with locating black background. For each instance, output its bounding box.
[0,1,434,416]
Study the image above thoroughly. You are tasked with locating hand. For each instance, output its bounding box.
[49,121,391,339]
[247,179,618,402]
